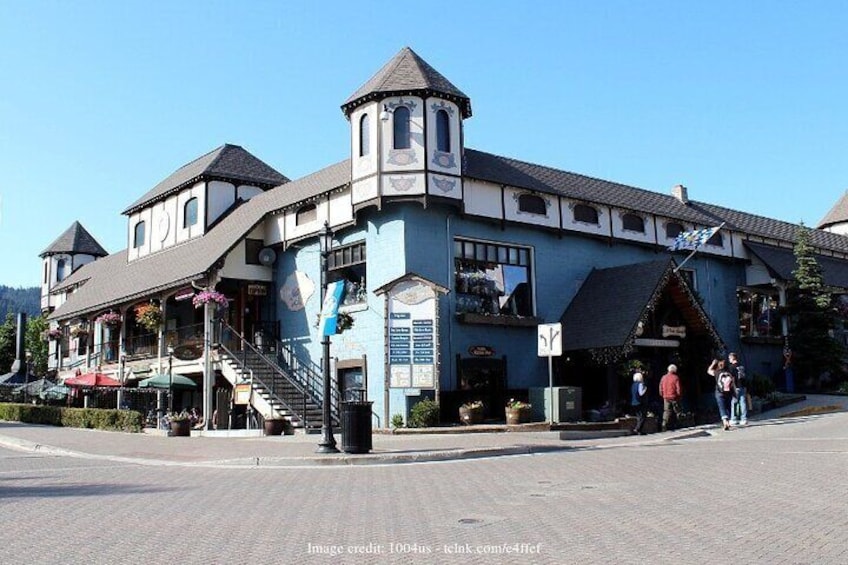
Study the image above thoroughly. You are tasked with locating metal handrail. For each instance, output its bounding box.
[274,336,341,417]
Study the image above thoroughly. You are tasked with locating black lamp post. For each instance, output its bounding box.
[317,221,339,453]
[167,344,174,414]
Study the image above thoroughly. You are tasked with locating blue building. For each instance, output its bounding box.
[42,47,848,429]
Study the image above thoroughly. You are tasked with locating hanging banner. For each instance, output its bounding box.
[318,281,345,337]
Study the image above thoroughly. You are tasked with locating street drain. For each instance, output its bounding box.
[458,518,483,525]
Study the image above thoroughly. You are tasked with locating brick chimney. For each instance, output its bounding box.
[672,184,689,204]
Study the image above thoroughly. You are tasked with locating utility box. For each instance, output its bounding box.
[529,386,582,423]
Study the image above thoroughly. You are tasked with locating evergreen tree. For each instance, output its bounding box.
[0,313,16,374]
[786,224,845,388]
[25,315,49,376]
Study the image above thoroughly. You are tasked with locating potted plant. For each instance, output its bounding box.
[459,400,484,425]
[95,311,122,327]
[135,302,163,332]
[70,325,88,339]
[43,328,64,342]
[264,415,286,436]
[192,289,229,310]
[168,411,191,437]
[505,398,532,425]
[336,311,354,333]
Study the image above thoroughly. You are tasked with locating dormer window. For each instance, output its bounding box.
[133,221,146,248]
[518,194,546,215]
[393,106,411,150]
[436,109,450,152]
[184,198,198,229]
[359,114,370,157]
[666,222,684,239]
[573,204,599,225]
[622,213,645,233]
[296,204,317,226]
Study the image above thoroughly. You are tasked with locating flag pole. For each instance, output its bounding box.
[672,222,725,273]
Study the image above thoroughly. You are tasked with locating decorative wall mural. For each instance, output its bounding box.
[430,101,455,116]
[386,100,417,112]
[280,270,315,311]
[431,176,457,194]
[431,151,456,169]
[388,176,416,192]
[387,149,417,166]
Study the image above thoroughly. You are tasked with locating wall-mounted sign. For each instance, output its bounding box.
[247,284,267,296]
[468,345,494,357]
[234,383,252,405]
[662,325,687,338]
[634,338,680,348]
[174,288,195,301]
[387,281,437,389]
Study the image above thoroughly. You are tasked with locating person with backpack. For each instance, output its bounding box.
[728,352,748,426]
[708,357,735,430]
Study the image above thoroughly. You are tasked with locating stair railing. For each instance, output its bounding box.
[273,336,340,423]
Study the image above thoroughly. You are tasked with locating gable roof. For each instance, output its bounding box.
[39,221,108,258]
[122,144,289,215]
[745,241,848,290]
[818,190,848,230]
[342,47,471,118]
[560,259,723,356]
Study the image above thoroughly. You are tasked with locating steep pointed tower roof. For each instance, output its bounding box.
[819,190,848,230]
[341,47,471,118]
[39,221,108,258]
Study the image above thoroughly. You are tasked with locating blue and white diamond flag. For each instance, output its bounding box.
[668,225,722,252]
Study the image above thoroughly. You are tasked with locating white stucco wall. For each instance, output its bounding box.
[350,102,379,183]
[503,188,559,229]
[220,225,273,281]
[381,95,424,174]
[207,180,235,225]
[464,179,503,217]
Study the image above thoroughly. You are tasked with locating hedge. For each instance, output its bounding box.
[0,403,143,432]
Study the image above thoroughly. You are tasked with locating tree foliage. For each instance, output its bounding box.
[0,286,40,320]
[0,313,49,376]
[786,224,845,386]
[0,314,15,374]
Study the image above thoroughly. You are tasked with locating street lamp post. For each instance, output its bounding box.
[167,345,174,414]
[316,221,339,453]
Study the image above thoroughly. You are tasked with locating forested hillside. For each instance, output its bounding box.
[0,285,40,319]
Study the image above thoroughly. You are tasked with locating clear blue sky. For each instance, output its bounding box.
[2,1,847,288]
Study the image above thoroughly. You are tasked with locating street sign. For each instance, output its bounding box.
[537,323,562,357]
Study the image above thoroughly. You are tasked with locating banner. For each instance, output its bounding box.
[318,281,345,337]
[668,225,722,252]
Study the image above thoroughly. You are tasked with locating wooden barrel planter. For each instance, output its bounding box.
[459,405,483,425]
[505,408,529,425]
[170,419,191,437]
[264,418,285,436]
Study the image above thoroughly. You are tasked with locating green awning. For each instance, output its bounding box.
[138,373,198,389]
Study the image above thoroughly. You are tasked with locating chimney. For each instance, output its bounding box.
[9,312,27,374]
[672,184,689,204]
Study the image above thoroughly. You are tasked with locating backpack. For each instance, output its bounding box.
[717,371,734,393]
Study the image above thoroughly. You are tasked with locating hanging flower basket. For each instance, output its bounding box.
[135,302,163,332]
[192,290,229,310]
[336,311,354,333]
[70,325,88,338]
[95,311,122,326]
[43,328,64,341]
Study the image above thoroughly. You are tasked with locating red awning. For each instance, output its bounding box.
[63,372,122,388]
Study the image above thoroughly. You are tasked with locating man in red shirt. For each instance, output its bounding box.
[659,364,683,432]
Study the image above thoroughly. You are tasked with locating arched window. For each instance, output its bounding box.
[518,194,547,215]
[393,106,411,150]
[56,258,67,282]
[43,262,48,284]
[133,221,146,248]
[296,204,317,225]
[184,198,198,229]
[359,114,370,157]
[622,213,645,233]
[435,109,450,152]
[573,204,599,224]
[666,222,684,239]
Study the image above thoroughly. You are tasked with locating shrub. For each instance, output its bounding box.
[0,403,143,432]
[407,398,439,428]
[390,413,404,429]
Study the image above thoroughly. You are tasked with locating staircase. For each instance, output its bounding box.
[217,325,338,430]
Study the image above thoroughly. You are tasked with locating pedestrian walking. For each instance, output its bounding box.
[728,352,748,426]
[659,364,683,431]
[631,372,648,435]
[708,358,734,430]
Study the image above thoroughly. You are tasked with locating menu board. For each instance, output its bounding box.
[387,281,438,389]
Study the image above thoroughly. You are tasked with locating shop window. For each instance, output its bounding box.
[393,106,411,150]
[296,204,317,225]
[134,221,146,248]
[666,222,684,239]
[738,288,781,338]
[518,194,546,215]
[622,213,645,233]
[435,109,450,152]
[328,241,367,306]
[359,114,370,157]
[245,239,263,265]
[573,204,598,225]
[454,238,533,317]
[184,198,198,228]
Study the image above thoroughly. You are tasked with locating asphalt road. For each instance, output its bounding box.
[1,405,847,564]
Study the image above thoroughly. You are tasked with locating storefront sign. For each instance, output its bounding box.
[247,284,267,296]
[387,281,437,389]
[662,324,687,338]
[234,383,252,405]
[174,287,195,301]
[468,345,494,357]
[634,338,680,348]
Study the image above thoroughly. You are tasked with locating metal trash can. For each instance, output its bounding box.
[341,389,373,454]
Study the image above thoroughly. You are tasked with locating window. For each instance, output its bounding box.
[328,241,367,306]
[296,204,317,225]
[622,213,645,233]
[133,221,146,248]
[706,231,723,247]
[184,198,198,228]
[245,239,263,265]
[518,194,547,215]
[43,262,48,284]
[393,106,411,150]
[56,259,67,282]
[573,204,599,224]
[435,109,450,152]
[359,114,370,157]
[738,288,781,338]
[678,268,697,291]
[454,238,533,317]
[666,222,684,239]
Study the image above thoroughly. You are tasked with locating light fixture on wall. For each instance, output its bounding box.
[380,104,391,122]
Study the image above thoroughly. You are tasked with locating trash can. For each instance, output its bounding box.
[341,390,373,454]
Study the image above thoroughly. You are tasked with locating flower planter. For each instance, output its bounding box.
[170,420,191,437]
[264,419,285,436]
[505,407,529,425]
[459,406,483,425]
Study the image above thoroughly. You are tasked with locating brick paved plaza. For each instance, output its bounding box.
[1,407,846,564]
